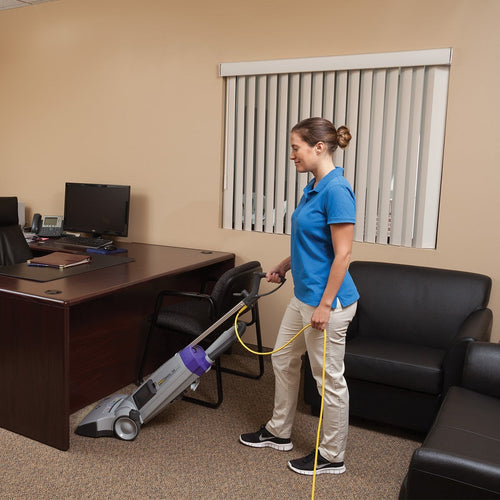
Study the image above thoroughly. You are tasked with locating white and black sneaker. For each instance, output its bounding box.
[239,425,293,451]
[288,451,346,475]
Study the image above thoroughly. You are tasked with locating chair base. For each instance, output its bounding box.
[182,395,222,409]
[220,351,264,380]
[181,357,224,409]
[181,351,265,409]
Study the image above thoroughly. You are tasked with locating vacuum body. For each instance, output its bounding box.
[76,322,245,441]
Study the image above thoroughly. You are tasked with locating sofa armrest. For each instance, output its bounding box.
[442,308,493,394]
[462,342,500,398]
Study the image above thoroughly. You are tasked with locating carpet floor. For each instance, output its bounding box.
[0,350,422,499]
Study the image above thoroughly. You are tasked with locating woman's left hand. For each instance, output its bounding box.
[311,304,332,331]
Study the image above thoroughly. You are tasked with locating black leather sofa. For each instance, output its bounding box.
[304,261,493,433]
[399,342,500,499]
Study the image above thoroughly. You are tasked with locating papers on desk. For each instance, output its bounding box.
[23,231,39,242]
[27,252,92,269]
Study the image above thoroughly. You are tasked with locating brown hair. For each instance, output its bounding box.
[291,117,352,154]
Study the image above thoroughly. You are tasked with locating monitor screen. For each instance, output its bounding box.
[63,183,130,237]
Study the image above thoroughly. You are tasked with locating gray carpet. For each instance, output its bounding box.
[0,349,421,499]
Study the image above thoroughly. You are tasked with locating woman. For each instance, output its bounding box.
[240,117,359,476]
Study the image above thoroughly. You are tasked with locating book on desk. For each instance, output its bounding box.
[27,251,92,269]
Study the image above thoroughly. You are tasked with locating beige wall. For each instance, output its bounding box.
[1,0,498,346]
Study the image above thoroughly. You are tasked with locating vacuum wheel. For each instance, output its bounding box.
[114,415,140,441]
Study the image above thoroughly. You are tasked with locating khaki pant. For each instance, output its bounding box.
[266,296,357,463]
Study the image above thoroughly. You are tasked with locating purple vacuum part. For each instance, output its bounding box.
[179,345,211,376]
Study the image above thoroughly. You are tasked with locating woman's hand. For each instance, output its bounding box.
[266,258,290,283]
[311,303,331,331]
[266,266,285,283]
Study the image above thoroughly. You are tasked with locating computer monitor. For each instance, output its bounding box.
[63,183,130,238]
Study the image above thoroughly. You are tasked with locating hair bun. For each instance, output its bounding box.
[291,117,352,154]
[336,126,352,149]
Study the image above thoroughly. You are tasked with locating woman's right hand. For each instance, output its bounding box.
[266,259,289,283]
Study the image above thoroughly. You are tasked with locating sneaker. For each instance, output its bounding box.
[239,425,293,451]
[288,451,346,475]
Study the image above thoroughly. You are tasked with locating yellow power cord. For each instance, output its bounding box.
[234,305,327,500]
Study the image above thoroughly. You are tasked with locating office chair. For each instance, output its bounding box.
[0,197,32,266]
[137,261,264,408]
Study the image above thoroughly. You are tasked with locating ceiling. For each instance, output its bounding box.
[0,0,54,11]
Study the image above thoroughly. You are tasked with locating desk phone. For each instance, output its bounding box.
[31,213,64,238]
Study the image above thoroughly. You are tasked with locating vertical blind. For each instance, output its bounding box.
[220,49,452,248]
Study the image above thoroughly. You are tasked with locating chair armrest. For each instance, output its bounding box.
[462,342,500,398]
[152,290,216,321]
[442,308,493,394]
[157,290,212,300]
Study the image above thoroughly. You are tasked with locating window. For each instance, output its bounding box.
[220,48,452,248]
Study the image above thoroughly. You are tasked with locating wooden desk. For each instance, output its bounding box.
[0,243,234,450]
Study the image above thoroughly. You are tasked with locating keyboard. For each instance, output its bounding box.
[56,235,113,249]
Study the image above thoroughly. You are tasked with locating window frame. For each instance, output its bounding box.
[220,48,452,249]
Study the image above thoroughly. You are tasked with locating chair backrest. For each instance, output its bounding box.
[0,197,33,266]
[210,260,262,322]
[0,197,19,226]
[348,261,492,349]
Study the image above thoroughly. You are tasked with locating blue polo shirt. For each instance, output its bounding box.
[291,167,359,308]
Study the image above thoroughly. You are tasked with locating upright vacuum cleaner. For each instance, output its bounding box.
[76,272,283,441]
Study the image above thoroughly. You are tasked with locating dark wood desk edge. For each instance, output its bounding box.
[2,243,235,306]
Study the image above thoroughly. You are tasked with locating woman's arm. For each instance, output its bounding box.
[310,223,354,331]
[266,256,291,283]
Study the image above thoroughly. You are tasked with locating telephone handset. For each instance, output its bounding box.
[31,213,64,238]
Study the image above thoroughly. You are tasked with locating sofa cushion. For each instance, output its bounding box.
[406,386,500,497]
[346,337,445,394]
[425,386,500,456]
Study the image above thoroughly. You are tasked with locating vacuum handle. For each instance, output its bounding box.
[249,272,267,300]
[241,271,285,307]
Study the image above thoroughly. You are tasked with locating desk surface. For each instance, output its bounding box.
[0,242,234,306]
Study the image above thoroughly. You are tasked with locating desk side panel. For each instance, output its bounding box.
[0,293,69,450]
